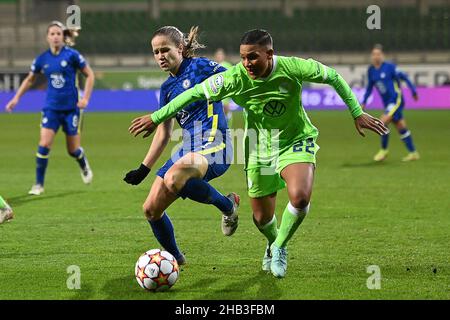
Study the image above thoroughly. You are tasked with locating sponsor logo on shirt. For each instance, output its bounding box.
[50,73,65,89]
[177,109,190,125]
[263,101,286,117]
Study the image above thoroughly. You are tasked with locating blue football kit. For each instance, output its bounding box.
[363,61,417,122]
[31,46,86,135]
[156,57,233,182]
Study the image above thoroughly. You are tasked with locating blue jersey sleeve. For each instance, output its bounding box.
[394,65,417,96]
[70,49,87,70]
[30,55,43,74]
[199,58,227,78]
[362,67,374,104]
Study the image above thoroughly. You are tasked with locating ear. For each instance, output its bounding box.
[266,48,274,60]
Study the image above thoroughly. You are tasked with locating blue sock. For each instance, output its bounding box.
[69,147,87,169]
[36,146,50,186]
[178,178,233,213]
[148,213,183,260]
[399,128,416,152]
[381,133,389,150]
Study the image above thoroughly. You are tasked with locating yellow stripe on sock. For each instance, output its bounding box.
[36,153,49,159]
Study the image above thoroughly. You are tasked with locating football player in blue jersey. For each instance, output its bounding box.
[362,44,419,162]
[5,21,95,195]
[124,26,239,265]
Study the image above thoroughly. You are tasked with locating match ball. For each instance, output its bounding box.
[135,249,179,291]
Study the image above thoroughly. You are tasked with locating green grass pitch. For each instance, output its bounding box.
[0,110,448,299]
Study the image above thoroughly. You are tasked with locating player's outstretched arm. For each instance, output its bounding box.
[396,70,418,100]
[124,119,174,185]
[354,112,389,137]
[4,72,36,112]
[129,86,204,138]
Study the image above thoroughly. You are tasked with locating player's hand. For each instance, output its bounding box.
[5,98,18,113]
[413,93,419,101]
[77,98,89,109]
[354,112,389,137]
[123,163,151,185]
[129,114,157,138]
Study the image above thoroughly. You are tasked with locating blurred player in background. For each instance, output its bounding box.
[0,196,14,224]
[362,44,419,162]
[4,21,95,195]
[214,48,234,127]
[124,26,239,265]
[129,29,389,278]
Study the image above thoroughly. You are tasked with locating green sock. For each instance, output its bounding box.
[274,202,309,248]
[255,215,278,245]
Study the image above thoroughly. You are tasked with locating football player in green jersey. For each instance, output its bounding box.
[129,29,389,278]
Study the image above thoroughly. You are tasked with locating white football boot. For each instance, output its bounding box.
[221,192,240,236]
[28,184,44,196]
[81,159,93,184]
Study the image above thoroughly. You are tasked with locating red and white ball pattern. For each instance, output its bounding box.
[135,249,180,291]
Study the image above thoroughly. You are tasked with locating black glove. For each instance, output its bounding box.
[123,163,151,185]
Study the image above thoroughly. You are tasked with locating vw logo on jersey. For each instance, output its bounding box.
[50,73,65,89]
[263,100,286,117]
[60,60,68,67]
[380,72,386,79]
[209,61,218,67]
[182,79,191,89]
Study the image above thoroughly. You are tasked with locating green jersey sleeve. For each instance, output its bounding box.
[151,67,239,125]
[291,57,364,119]
[150,87,204,125]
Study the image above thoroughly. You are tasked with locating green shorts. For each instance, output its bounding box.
[246,138,319,198]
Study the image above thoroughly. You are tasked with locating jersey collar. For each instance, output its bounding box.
[172,58,191,77]
[260,55,277,81]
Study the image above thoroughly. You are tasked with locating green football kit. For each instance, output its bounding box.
[151,55,363,197]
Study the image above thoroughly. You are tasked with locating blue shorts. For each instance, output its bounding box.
[156,137,233,183]
[41,109,82,136]
[384,99,404,122]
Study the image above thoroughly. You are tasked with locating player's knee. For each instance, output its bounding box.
[163,171,182,194]
[289,191,311,210]
[39,141,52,149]
[142,202,162,221]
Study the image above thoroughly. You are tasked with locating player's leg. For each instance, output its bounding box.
[142,176,186,264]
[394,118,419,161]
[374,108,394,161]
[165,152,238,235]
[64,110,93,183]
[251,193,278,271]
[30,124,56,195]
[268,163,314,278]
[247,166,286,271]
